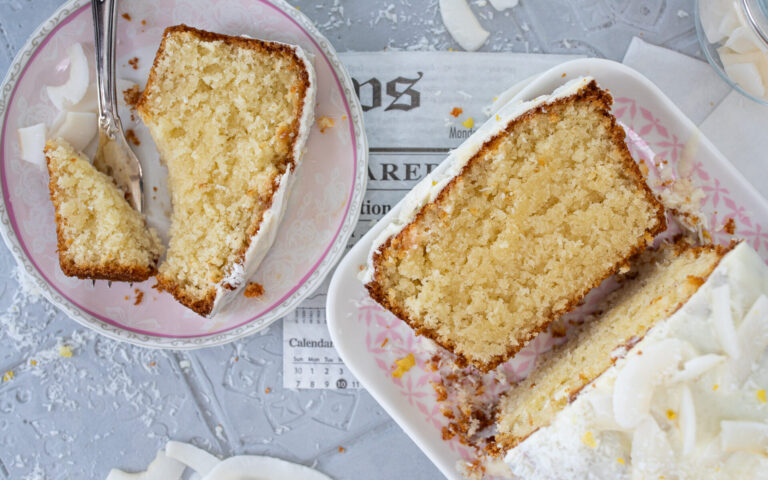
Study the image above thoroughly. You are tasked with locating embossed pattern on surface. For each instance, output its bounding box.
[0,1,700,479]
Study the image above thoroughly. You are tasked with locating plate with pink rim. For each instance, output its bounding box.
[0,0,367,348]
[326,58,768,479]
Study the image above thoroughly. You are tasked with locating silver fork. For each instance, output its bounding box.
[91,0,143,212]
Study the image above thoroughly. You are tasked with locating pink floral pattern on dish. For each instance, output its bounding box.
[348,97,768,470]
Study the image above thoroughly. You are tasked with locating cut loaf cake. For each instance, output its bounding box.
[363,78,666,370]
[138,25,316,317]
[45,138,163,281]
[494,240,729,451]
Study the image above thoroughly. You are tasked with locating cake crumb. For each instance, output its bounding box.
[2,371,13,382]
[125,129,141,146]
[141,19,147,25]
[581,431,597,448]
[461,117,474,129]
[392,353,416,378]
[29,359,37,366]
[122,13,132,21]
[243,282,264,298]
[149,361,156,367]
[686,275,705,287]
[124,295,130,301]
[758,389,766,403]
[318,116,335,133]
[338,446,345,453]
[128,57,139,70]
[450,107,463,117]
[134,288,144,305]
[123,84,142,110]
[265,387,271,394]
[59,345,73,357]
[723,217,736,234]
[381,338,389,347]
[561,73,567,78]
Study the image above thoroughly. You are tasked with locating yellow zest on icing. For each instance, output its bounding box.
[2,371,13,382]
[666,409,677,420]
[713,384,719,391]
[617,458,625,465]
[758,390,767,403]
[392,353,416,378]
[59,345,73,358]
[495,114,501,121]
[29,359,37,366]
[581,431,597,448]
[461,117,474,129]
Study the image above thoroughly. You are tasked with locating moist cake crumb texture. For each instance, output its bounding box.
[138,25,311,316]
[367,81,665,370]
[494,241,728,450]
[45,139,163,282]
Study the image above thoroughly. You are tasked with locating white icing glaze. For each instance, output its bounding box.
[504,242,768,480]
[359,76,593,284]
[207,43,316,318]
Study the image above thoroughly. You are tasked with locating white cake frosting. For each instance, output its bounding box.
[504,242,768,479]
[359,76,593,284]
[208,43,316,318]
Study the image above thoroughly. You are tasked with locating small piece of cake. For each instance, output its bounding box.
[495,240,729,454]
[499,242,768,479]
[137,25,315,317]
[45,139,163,281]
[362,78,665,370]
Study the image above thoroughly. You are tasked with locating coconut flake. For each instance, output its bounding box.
[720,420,768,453]
[613,339,687,429]
[165,441,220,478]
[488,0,518,11]
[679,385,696,455]
[439,0,490,51]
[46,43,90,111]
[17,123,47,168]
[669,354,727,384]
[586,393,620,431]
[630,416,675,477]
[725,26,767,54]
[712,284,741,358]
[728,295,768,385]
[724,62,766,97]
[700,0,734,44]
[106,450,186,480]
[202,455,333,480]
[51,112,97,151]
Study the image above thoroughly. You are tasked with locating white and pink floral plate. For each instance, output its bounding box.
[327,58,768,479]
[0,0,367,348]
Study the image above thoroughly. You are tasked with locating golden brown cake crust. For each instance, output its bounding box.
[45,144,158,283]
[138,25,312,316]
[365,81,667,372]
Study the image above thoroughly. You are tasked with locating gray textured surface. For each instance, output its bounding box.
[0,1,699,479]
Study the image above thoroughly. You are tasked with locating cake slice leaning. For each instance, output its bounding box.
[45,139,163,282]
[497,241,768,479]
[362,78,666,371]
[494,239,729,452]
[137,25,316,317]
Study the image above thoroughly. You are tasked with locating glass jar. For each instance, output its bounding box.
[696,0,768,105]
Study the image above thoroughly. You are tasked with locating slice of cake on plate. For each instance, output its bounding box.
[497,240,768,479]
[137,25,316,317]
[362,77,666,371]
[45,139,163,282]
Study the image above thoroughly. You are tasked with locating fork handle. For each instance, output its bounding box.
[92,0,120,134]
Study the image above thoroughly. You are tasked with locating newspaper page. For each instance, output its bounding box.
[283,51,579,389]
